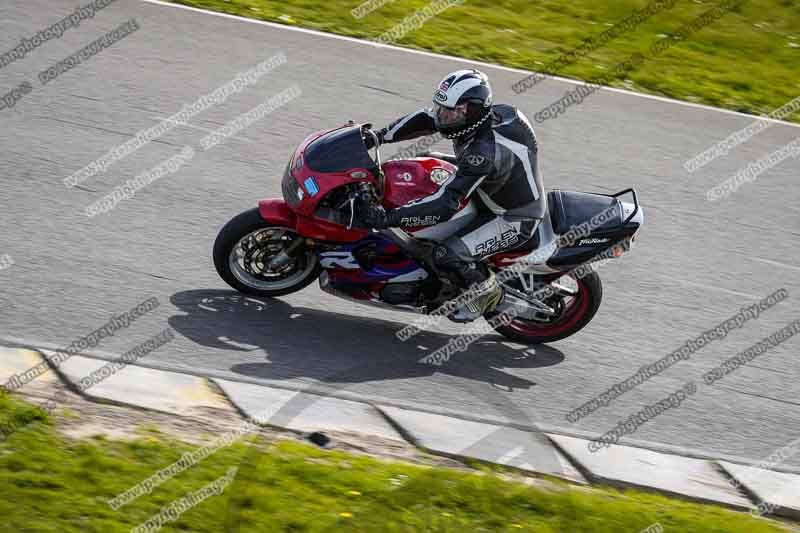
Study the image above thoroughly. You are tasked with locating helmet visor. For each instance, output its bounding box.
[434,102,468,129]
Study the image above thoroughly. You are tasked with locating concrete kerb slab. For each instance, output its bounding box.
[6,335,800,476]
[0,347,60,393]
[379,405,586,483]
[213,378,405,442]
[719,461,800,520]
[43,352,230,416]
[5,343,800,515]
[550,434,753,509]
[1,347,43,384]
[0,347,39,378]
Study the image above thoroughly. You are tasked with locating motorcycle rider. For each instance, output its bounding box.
[355,69,546,322]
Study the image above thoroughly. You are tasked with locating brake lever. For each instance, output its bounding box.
[346,187,369,231]
[346,196,356,230]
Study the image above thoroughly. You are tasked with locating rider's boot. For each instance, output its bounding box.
[433,245,503,322]
[449,255,503,322]
[449,270,503,322]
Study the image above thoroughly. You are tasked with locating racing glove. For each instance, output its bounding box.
[362,124,385,149]
[354,193,389,229]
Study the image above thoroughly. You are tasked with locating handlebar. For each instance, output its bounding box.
[360,124,385,201]
[344,182,378,231]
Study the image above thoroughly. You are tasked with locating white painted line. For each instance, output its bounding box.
[748,257,800,273]
[678,280,760,300]
[140,0,800,129]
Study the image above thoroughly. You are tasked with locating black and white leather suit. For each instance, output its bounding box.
[378,104,546,286]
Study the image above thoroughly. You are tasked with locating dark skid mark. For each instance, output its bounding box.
[358,84,417,101]
[717,385,800,407]
[35,116,133,138]
[37,116,178,147]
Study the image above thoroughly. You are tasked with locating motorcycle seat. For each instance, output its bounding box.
[547,190,622,235]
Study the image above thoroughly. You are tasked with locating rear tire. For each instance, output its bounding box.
[490,271,603,344]
[213,208,320,298]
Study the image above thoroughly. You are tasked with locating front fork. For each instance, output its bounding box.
[267,235,313,270]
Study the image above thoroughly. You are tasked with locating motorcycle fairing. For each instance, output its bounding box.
[279,124,464,243]
[258,198,296,228]
[318,233,428,300]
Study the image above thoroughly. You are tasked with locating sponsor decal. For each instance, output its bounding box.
[439,79,451,91]
[303,176,320,196]
[474,228,519,256]
[400,215,441,226]
[319,251,360,269]
[430,167,451,185]
[434,90,448,102]
[399,172,413,182]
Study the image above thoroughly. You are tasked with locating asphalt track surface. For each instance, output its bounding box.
[0,0,798,467]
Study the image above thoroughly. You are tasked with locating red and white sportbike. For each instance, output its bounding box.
[214,123,643,343]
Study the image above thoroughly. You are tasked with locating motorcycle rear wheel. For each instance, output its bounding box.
[488,271,603,344]
[213,208,320,297]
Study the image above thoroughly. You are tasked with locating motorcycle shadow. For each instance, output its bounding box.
[168,290,566,391]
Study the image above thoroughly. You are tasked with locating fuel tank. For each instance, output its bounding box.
[381,158,478,240]
[381,158,457,208]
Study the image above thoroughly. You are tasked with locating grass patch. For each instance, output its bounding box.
[1,393,798,531]
[170,0,800,123]
[0,390,52,441]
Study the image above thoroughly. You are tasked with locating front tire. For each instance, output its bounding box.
[490,271,603,344]
[213,208,320,298]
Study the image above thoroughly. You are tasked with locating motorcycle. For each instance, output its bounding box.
[213,122,643,344]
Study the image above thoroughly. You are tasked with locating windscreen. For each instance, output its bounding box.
[304,126,376,173]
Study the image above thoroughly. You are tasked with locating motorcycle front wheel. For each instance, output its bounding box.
[213,208,320,298]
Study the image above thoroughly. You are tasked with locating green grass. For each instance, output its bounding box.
[171,0,800,122]
[1,392,797,532]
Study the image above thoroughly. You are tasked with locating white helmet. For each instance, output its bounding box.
[432,69,493,139]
